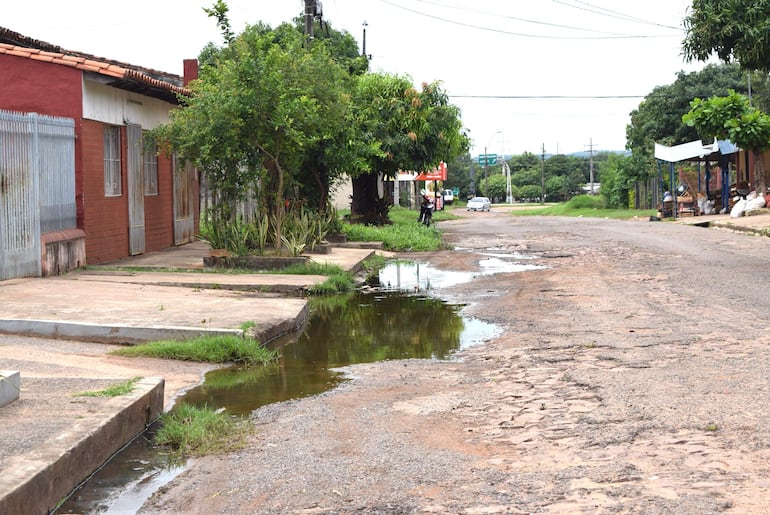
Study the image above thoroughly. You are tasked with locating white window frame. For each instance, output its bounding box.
[103,125,122,196]
[143,138,159,196]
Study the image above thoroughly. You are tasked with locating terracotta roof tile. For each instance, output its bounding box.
[29,54,54,62]
[39,50,62,59]
[0,40,190,99]
[6,48,31,58]
[51,57,78,67]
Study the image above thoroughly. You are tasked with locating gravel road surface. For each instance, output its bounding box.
[140,211,770,514]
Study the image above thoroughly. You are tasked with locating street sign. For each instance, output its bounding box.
[478,154,497,165]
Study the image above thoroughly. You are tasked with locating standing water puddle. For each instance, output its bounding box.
[56,257,537,513]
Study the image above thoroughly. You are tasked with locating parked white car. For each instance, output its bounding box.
[442,189,454,205]
[466,196,491,212]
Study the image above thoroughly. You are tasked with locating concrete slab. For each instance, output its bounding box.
[0,275,309,344]
[0,241,381,513]
[0,376,164,515]
[0,371,19,408]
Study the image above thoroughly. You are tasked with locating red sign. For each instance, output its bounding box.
[415,161,447,181]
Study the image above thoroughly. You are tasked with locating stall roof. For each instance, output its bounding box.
[654,138,738,163]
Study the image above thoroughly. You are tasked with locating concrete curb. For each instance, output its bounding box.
[0,377,164,514]
[0,370,20,408]
[0,319,244,345]
[710,221,769,236]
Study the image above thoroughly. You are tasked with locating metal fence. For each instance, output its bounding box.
[0,110,75,279]
[633,176,661,210]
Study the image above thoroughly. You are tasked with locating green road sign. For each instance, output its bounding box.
[478,154,497,165]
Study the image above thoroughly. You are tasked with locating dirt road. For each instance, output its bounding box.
[141,211,770,514]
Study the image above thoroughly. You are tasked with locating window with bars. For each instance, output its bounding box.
[103,125,121,196]
[143,140,158,195]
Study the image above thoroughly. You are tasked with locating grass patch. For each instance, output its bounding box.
[307,271,355,295]
[153,403,252,457]
[360,253,388,284]
[75,376,142,397]
[280,262,344,276]
[511,196,656,219]
[341,206,450,251]
[110,335,277,365]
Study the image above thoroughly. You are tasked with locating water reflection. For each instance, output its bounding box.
[57,267,505,513]
[378,258,545,292]
[180,292,468,416]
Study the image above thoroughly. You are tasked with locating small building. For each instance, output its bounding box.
[0,27,199,279]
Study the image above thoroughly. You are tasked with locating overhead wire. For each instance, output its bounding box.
[376,0,679,40]
[552,0,682,30]
[411,0,657,37]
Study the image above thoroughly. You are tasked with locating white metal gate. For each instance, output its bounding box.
[0,111,75,280]
[126,124,145,255]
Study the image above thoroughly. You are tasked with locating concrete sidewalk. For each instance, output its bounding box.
[0,241,377,345]
[0,241,379,513]
[678,210,770,235]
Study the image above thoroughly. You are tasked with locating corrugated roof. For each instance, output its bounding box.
[0,27,190,103]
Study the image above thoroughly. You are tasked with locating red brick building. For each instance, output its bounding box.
[0,27,199,273]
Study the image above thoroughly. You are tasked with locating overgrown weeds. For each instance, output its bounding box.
[153,403,252,458]
[511,195,656,219]
[110,335,277,365]
[340,206,451,251]
[75,376,143,397]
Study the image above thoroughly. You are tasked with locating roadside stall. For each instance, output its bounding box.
[654,138,739,218]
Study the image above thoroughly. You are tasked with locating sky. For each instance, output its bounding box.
[4,0,710,158]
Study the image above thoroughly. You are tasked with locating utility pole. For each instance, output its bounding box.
[541,144,546,205]
[362,21,369,59]
[586,137,597,195]
[304,0,315,39]
[484,145,489,196]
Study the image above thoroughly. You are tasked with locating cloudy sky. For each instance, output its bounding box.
[5,0,711,157]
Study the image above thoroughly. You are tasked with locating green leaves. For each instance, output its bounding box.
[683,0,770,71]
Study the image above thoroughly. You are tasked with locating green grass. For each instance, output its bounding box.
[280,262,345,275]
[110,335,277,365]
[510,195,656,219]
[153,403,252,457]
[75,376,142,397]
[308,271,355,295]
[341,206,451,251]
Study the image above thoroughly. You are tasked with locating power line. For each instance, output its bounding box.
[376,0,679,40]
[411,0,660,38]
[450,94,646,99]
[553,0,682,30]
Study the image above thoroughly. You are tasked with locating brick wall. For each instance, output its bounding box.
[81,120,182,263]
[143,152,174,252]
[81,120,129,264]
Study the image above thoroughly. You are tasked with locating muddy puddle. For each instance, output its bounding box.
[56,257,537,513]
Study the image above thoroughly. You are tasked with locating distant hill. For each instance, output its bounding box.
[567,150,630,158]
[474,150,630,162]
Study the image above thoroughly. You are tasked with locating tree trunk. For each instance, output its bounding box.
[264,158,285,254]
[350,172,390,225]
[753,150,766,195]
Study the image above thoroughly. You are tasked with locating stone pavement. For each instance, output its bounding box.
[0,240,379,514]
[2,211,769,513]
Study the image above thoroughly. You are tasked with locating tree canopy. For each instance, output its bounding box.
[346,73,469,223]
[684,89,770,192]
[683,0,770,71]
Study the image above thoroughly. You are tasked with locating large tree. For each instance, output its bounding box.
[346,74,469,223]
[626,64,764,162]
[151,22,350,251]
[683,0,770,71]
[684,90,770,193]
